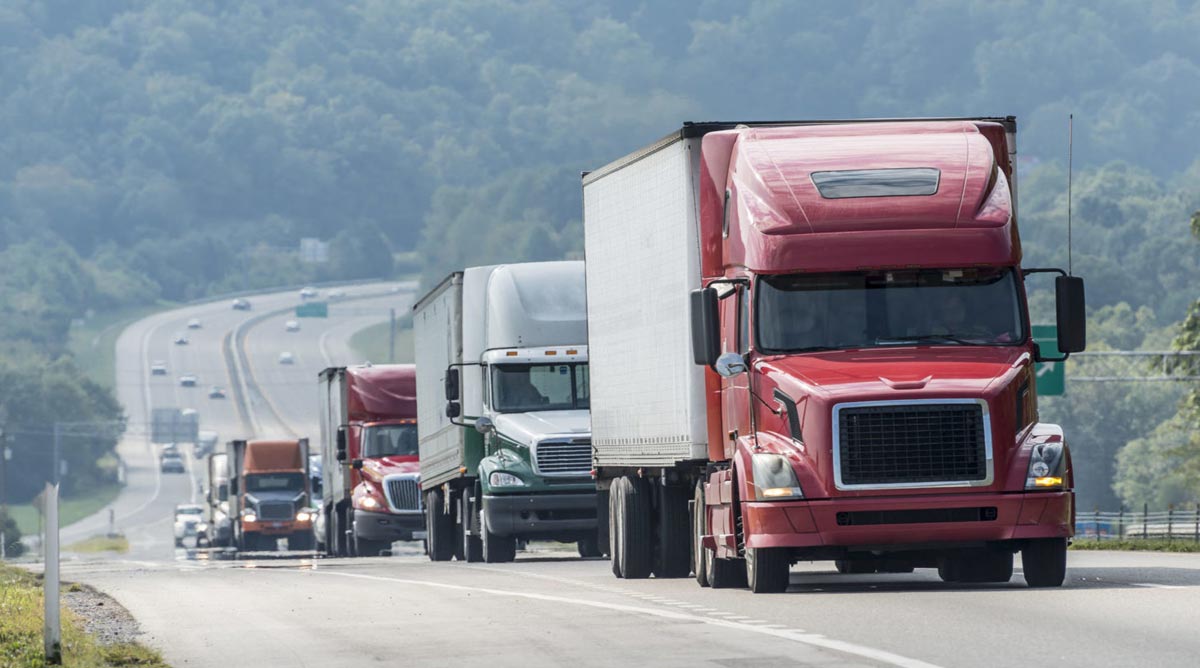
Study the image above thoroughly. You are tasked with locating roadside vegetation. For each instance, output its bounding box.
[1071,540,1200,553]
[64,535,130,555]
[67,303,176,390]
[6,484,121,537]
[0,564,167,667]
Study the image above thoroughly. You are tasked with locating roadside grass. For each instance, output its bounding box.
[0,563,167,667]
[64,536,129,554]
[1071,539,1200,553]
[67,302,175,390]
[348,320,414,364]
[7,484,122,536]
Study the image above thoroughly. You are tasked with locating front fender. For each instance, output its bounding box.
[736,431,829,501]
[478,448,536,495]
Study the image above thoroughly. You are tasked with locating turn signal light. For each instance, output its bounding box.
[1032,476,1063,488]
[505,351,518,356]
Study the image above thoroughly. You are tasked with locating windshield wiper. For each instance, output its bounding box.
[875,334,983,346]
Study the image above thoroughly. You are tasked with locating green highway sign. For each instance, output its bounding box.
[1031,324,1065,396]
[296,301,328,318]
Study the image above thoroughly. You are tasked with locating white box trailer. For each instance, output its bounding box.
[584,134,710,470]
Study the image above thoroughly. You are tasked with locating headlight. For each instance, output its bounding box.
[359,496,380,509]
[242,512,257,523]
[197,523,208,532]
[1025,442,1066,490]
[750,453,803,500]
[295,511,312,522]
[489,471,525,488]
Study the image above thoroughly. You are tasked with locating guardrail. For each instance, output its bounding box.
[1075,507,1200,541]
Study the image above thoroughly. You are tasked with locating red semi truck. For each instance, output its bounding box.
[318,365,423,557]
[583,118,1086,593]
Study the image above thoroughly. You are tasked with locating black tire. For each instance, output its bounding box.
[706,550,747,589]
[746,546,791,593]
[578,536,603,558]
[835,559,878,574]
[289,532,316,552]
[1022,538,1067,588]
[609,482,623,577]
[596,490,610,558]
[425,489,454,562]
[481,497,517,563]
[461,491,483,563]
[693,481,710,587]
[654,483,691,578]
[612,476,652,579]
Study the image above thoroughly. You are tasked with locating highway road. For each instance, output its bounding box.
[42,284,1200,668]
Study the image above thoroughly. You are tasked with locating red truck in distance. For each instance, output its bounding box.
[318,365,423,557]
[583,118,1087,593]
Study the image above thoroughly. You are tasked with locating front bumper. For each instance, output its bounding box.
[743,491,1073,550]
[244,520,310,536]
[353,509,425,542]
[483,492,598,538]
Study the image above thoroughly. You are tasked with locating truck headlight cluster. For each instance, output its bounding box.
[1025,442,1066,490]
[242,512,257,523]
[295,511,312,522]
[489,471,525,488]
[750,453,803,500]
[359,496,380,509]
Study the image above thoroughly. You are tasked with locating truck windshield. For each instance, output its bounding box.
[756,267,1024,353]
[491,363,589,413]
[245,473,305,493]
[362,424,419,458]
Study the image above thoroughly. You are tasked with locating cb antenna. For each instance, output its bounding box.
[1067,114,1073,276]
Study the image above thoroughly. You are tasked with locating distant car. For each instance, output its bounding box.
[160,452,185,474]
[327,289,346,300]
[151,361,167,375]
[162,442,180,456]
[208,386,226,399]
[173,333,189,345]
[179,374,198,387]
[232,298,251,311]
[174,504,205,547]
[285,320,300,332]
[299,287,318,300]
[278,351,295,365]
[187,318,202,329]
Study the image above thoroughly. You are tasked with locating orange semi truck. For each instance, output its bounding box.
[228,438,315,552]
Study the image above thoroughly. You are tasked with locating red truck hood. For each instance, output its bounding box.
[361,455,419,479]
[760,346,1028,400]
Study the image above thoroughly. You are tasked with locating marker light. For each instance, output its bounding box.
[566,350,578,355]
[1031,476,1063,488]
[506,351,518,356]
[545,350,557,355]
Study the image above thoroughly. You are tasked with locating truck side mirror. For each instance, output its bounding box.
[351,459,364,471]
[690,287,720,366]
[335,426,347,462]
[1055,275,1086,353]
[444,368,460,401]
[474,416,495,435]
[446,401,461,419]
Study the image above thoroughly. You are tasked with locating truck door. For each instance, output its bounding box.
[720,284,753,459]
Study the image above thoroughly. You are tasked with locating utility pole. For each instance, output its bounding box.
[44,421,62,664]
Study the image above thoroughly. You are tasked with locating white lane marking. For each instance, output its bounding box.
[307,570,943,668]
[1131,583,1186,589]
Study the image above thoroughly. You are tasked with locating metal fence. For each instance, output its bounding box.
[1075,506,1200,541]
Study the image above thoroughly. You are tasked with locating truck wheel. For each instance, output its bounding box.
[706,551,746,589]
[577,536,603,558]
[425,489,454,561]
[746,547,791,593]
[612,476,652,579]
[596,489,610,558]
[693,482,710,587]
[1022,538,1067,588]
[460,491,483,563]
[481,498,516,563]
[653,483,691,578]
[288,532,315,552]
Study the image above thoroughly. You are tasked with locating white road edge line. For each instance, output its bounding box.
[306,570,944,668]
[1130,583,1186,589]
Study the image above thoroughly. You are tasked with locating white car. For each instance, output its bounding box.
[150,360,167,375]
[174,504,206,547]
[327,289,346,300]
[285,320,300,332]
[187,318,202,329]
[232,298,251,311]
[278,351,295,365]
[173,333,189,345]
[179,374,198,387]
[299,287,318,300]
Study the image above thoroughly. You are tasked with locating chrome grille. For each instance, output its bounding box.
[534,439,592,476]
[258,501,293,521]
[385,477,421,512]
[835,401,990,488]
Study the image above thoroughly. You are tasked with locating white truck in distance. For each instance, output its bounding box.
[414,261,601,563]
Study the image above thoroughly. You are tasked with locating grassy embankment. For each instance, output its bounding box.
[63,536,130,554]
[0,563,166,667]
[1071,539,1200,553]
[68,302,175,390]
[6,486,122,537]
[348,320,415,364]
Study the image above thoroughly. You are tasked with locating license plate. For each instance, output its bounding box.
[413,531,428,540]
[272,522,283,528]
